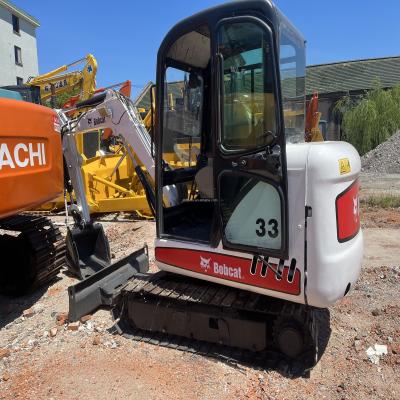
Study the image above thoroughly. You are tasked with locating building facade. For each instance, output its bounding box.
[0,0,39,86]
[306,56,400,140]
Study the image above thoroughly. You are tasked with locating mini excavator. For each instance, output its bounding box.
[61,0,362,368]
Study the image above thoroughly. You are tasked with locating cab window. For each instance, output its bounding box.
[279,15,306,144]
[218,21,277,152]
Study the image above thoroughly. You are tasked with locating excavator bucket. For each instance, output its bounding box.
[66,223,111,280]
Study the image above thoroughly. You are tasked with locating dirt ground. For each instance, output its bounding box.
[360,173,400,198]
[1,200,399,399]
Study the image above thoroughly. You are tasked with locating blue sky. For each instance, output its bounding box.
[13,0,400,97]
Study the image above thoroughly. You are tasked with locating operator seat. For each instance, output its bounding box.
[195,101,252,199]
[195,157,214,198]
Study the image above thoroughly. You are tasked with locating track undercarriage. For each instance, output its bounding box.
[113,272,318,371]
[0,214,65,295]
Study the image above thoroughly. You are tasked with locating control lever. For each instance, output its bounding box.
[261,130,275,146]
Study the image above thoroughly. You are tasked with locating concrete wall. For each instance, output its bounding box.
[0,5,38,86]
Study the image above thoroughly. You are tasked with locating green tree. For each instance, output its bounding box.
[44,87,81,109]
[334,84,400,155]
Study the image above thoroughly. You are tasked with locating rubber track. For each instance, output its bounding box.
[112,273,318,374]
[0,214,66,294]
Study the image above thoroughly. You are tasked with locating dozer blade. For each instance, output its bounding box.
[68,246,149,321]
[66,223,111,280]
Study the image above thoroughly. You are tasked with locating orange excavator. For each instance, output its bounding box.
[0,92,65,295]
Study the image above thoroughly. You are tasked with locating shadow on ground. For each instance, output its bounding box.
[111,302,331,379]
[0,276,61,330]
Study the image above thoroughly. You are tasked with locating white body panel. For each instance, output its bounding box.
[156,141,363,308]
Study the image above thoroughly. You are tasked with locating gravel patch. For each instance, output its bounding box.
[361,131,400,174]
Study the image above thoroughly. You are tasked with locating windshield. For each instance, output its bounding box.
[278,14,306,144]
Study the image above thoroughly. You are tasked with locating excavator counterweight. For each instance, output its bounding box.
[0,98,63,217]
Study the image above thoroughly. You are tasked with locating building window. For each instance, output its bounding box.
[12,14,20,34]
[14,46,22,66]
[16,77,23,85]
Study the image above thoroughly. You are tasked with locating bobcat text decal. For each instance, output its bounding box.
[200,255,242,278]
[212,260,243,279]
[155,247,301,295]
[0,142,46,170]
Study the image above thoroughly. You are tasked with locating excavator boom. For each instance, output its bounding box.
[26,54,97,103]
[60,89,172,278]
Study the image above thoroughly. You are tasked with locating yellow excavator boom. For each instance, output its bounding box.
[27,54,97,102]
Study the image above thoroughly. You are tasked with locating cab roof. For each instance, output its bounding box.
[158,0,304,56]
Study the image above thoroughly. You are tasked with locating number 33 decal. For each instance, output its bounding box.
[256,218,279,238]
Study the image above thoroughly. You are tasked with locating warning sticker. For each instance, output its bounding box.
[339,158,351,175]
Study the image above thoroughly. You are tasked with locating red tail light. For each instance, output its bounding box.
[336,179,360,242]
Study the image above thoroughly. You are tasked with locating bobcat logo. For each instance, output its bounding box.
[199,256,211,272]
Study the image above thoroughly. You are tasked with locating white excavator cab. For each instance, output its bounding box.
[154,0,362,309]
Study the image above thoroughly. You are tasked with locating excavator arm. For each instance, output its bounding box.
[62,90,154,224]
[60,89,179,278]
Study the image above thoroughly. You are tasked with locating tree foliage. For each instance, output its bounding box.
[44,87,81,109]
[334,84,400,155]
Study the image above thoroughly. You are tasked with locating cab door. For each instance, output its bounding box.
[215,17,289,259]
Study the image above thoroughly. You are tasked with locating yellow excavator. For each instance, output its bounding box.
[26,54,97,107]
